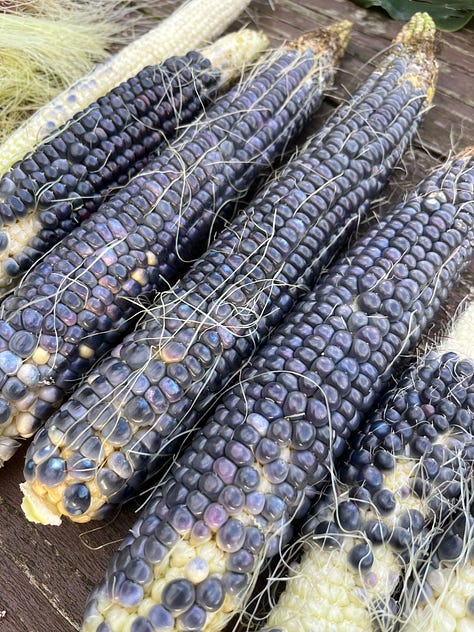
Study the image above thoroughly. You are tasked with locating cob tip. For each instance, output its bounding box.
[392,12,440,104]
[285,20,352,68]
[20,481,62,526]
[200,29,270,86]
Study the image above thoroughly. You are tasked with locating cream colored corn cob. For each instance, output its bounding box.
[0,0,252,174]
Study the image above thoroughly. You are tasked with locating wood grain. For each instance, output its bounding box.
[0,2,472,631]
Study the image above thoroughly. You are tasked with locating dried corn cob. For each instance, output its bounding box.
[260,302,474,632]
[20,13,439,527]
[0,30,268,291]
[401,514,474,632]
[81,87,474,632]
[0,29,343,467]
[0,0,253,175]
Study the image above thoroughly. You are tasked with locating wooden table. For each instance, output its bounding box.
[0,1,473,630]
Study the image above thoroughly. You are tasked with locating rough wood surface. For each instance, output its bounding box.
[0,1,472,631]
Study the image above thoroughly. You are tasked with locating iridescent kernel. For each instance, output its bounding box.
[161,579,195,615]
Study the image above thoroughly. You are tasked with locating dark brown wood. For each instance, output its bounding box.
[0,2,472,631]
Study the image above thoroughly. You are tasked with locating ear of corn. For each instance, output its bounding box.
[81,26,474,632]
[0,0,253,175]
[260,302,474,632]
[0,29,268,291]
[0,29,345,468]
[19,11,440,528]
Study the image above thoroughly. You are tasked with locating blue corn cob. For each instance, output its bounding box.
[20,14,439,526]
[80,94,474,632]
[260,303,474,632]
[0,26,348,467]
[0,30,268,290]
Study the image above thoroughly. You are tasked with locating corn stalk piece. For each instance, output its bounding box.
[261,301,474,632]
[20,13,440,527]
[0,30,268,291]
[0,28,345,468]
[81,97,474,632]
[0,0,254,175]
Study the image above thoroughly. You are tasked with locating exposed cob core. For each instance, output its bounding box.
[21,13,452,526]
[81,26,471,632]
[0,0,253,175]
[0,29,268,290]
[0,28,347,468]
[262,302,474,632]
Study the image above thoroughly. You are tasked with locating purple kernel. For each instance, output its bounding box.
[255,438,279,464]
[203,503,228,531]
[263,459,288,485]
[225,440,253,466]
[119,579,143,608]
[263,495,286,521]
[292,421,315,449]
[177,604,206,631]
[196,576,224,612]
[227,548,255,573]
[190,521,211,543]
[167,506,194,535]
[213,457,237,484]
[246,491,265,515]
[62,482,90,516]
[36,457,66,486]
[246,413,269,436]
[218,485,245,513]
[131,617,153,632]
[144,538,167,564]
[187,490,209,517]
[222,571,248,598]
[149,605,173,630]
[161,579,195,615]
[126,559,153,585]
[216,518,245,553]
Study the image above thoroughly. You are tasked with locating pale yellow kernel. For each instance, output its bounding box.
[137,597,156,618]
[146,252,158,266]
[79,343,95,359]
[170,540,195,568]
[131,268,147,285]
[185,557,209,583]
[151,578,166,602]
[15,412,39,437]
[106,605,133,632]
[32,347,50,365]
